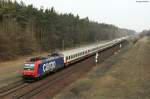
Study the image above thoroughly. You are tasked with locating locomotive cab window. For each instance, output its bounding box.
[24,64,34,70]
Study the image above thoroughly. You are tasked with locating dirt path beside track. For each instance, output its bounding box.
[54,36,150,99]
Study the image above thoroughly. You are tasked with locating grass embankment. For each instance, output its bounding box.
[54,36,150,99]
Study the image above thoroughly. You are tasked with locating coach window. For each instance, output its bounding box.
[69,56,70,60]
[66,56,68,60]
[70,56,71,59]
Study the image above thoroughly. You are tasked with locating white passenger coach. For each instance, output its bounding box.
[62,36,130,65]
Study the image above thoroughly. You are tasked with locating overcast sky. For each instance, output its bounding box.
[16,0,150,32]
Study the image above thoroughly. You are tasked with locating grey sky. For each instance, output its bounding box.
[16,0,150,32]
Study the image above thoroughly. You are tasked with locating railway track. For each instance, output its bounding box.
[1,55,94,99]
[15,59,91,99]
[0,80,28,98]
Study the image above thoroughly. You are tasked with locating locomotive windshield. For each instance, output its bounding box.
[24,64,34,70]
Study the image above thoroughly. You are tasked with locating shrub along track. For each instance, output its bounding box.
[0,41,128,99]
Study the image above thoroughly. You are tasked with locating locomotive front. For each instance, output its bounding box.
[22,57,42,80]
[22,63,36,79]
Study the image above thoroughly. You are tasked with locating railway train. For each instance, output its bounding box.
[22,36,130,80]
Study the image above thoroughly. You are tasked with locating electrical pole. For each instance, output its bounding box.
[62,40,64,51]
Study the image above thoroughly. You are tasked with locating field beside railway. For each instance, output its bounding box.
[54,36,150,99]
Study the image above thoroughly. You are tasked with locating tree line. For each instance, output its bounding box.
[0,0,135,61]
